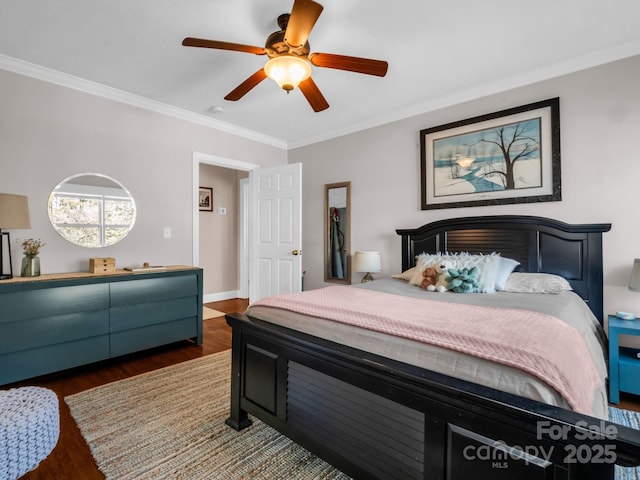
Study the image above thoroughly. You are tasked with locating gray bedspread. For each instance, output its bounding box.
[245,278,609,418]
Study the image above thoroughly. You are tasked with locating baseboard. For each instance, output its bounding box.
[203,290,243,303]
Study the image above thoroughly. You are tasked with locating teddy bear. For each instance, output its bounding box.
[446,266,479,293]
[420,267,437,290]
[426,261,456,292]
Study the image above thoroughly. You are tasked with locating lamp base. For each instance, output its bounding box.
[360,272,374,283]
[0,230,14,280]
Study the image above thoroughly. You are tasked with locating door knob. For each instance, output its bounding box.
[292,249,301,256]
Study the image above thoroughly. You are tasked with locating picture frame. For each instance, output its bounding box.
[420,97,561,210]
[199,187,213,212]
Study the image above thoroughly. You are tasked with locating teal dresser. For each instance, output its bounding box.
[0,267,203,385]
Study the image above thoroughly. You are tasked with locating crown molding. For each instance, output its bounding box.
[0,54,288,150]
[3,37,640,152]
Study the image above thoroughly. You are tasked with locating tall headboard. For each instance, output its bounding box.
[396,215,611,323]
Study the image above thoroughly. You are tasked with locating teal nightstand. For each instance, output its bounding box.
[608,315,640,404]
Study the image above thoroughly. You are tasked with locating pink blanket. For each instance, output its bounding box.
[252,286,602,415]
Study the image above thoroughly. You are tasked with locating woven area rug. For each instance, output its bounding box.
[610,406,640,480]
[65,350,349,480]
[65,350,640,480]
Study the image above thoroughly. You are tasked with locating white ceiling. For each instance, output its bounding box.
[1,0,640,149]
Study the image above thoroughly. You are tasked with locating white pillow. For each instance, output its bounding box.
[392,267,416,281]
[409,252,502,293]
[495,257,521,291]
[455,253,501,293]
[503,272,572,294]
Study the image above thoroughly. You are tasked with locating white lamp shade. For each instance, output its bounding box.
[0,193,31,229]
[629,259,640,291]
[353,251,382,273]
[264,55,312,92]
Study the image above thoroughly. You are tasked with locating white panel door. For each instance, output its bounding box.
[250,163,302,303]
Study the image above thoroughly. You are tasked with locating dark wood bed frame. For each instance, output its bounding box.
[225,215,640,479]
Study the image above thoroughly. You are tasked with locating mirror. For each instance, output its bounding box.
[48,173,136,248]
[324,182,351,284]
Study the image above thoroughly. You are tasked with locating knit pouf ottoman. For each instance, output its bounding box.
[0,387,59,480]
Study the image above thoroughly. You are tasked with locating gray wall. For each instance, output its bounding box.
[291,54,640,318]
[0,68,286,278]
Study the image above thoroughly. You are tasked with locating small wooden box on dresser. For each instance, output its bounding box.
[608,314,640,404]
[0,266,203,386]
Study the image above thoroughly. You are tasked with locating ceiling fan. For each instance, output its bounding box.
[182,0,388,112]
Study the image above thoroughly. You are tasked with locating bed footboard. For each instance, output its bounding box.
[225,313,640,480]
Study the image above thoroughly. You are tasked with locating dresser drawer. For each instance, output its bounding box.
[0,336,110,385]
[110,275,196,306]
[110,297,198,332]
[110,317,198,357]
[0,283,109,324]
[0,309,109,355]
[619,355,640,395]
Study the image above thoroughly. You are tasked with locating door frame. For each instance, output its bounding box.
[192,152,260,301]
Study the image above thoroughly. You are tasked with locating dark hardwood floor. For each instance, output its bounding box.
[10,298,247,480]
[7,297,640,478]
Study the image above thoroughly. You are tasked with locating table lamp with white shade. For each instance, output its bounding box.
[353,251,381,283]
[616,258,640,320]
[629,259,640,292]
[0,193,31,280]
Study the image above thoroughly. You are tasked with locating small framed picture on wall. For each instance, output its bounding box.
[199,187,213,211]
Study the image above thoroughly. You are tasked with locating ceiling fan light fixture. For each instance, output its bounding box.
[264,55,312,92]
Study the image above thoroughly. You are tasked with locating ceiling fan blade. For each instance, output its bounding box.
[284,0,324,48]
[299,77,329,112]
[224,69,268,101]
[182,37,267,55]
[309,52,388,77]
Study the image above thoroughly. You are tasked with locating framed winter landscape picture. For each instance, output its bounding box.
[420,97,561,210]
